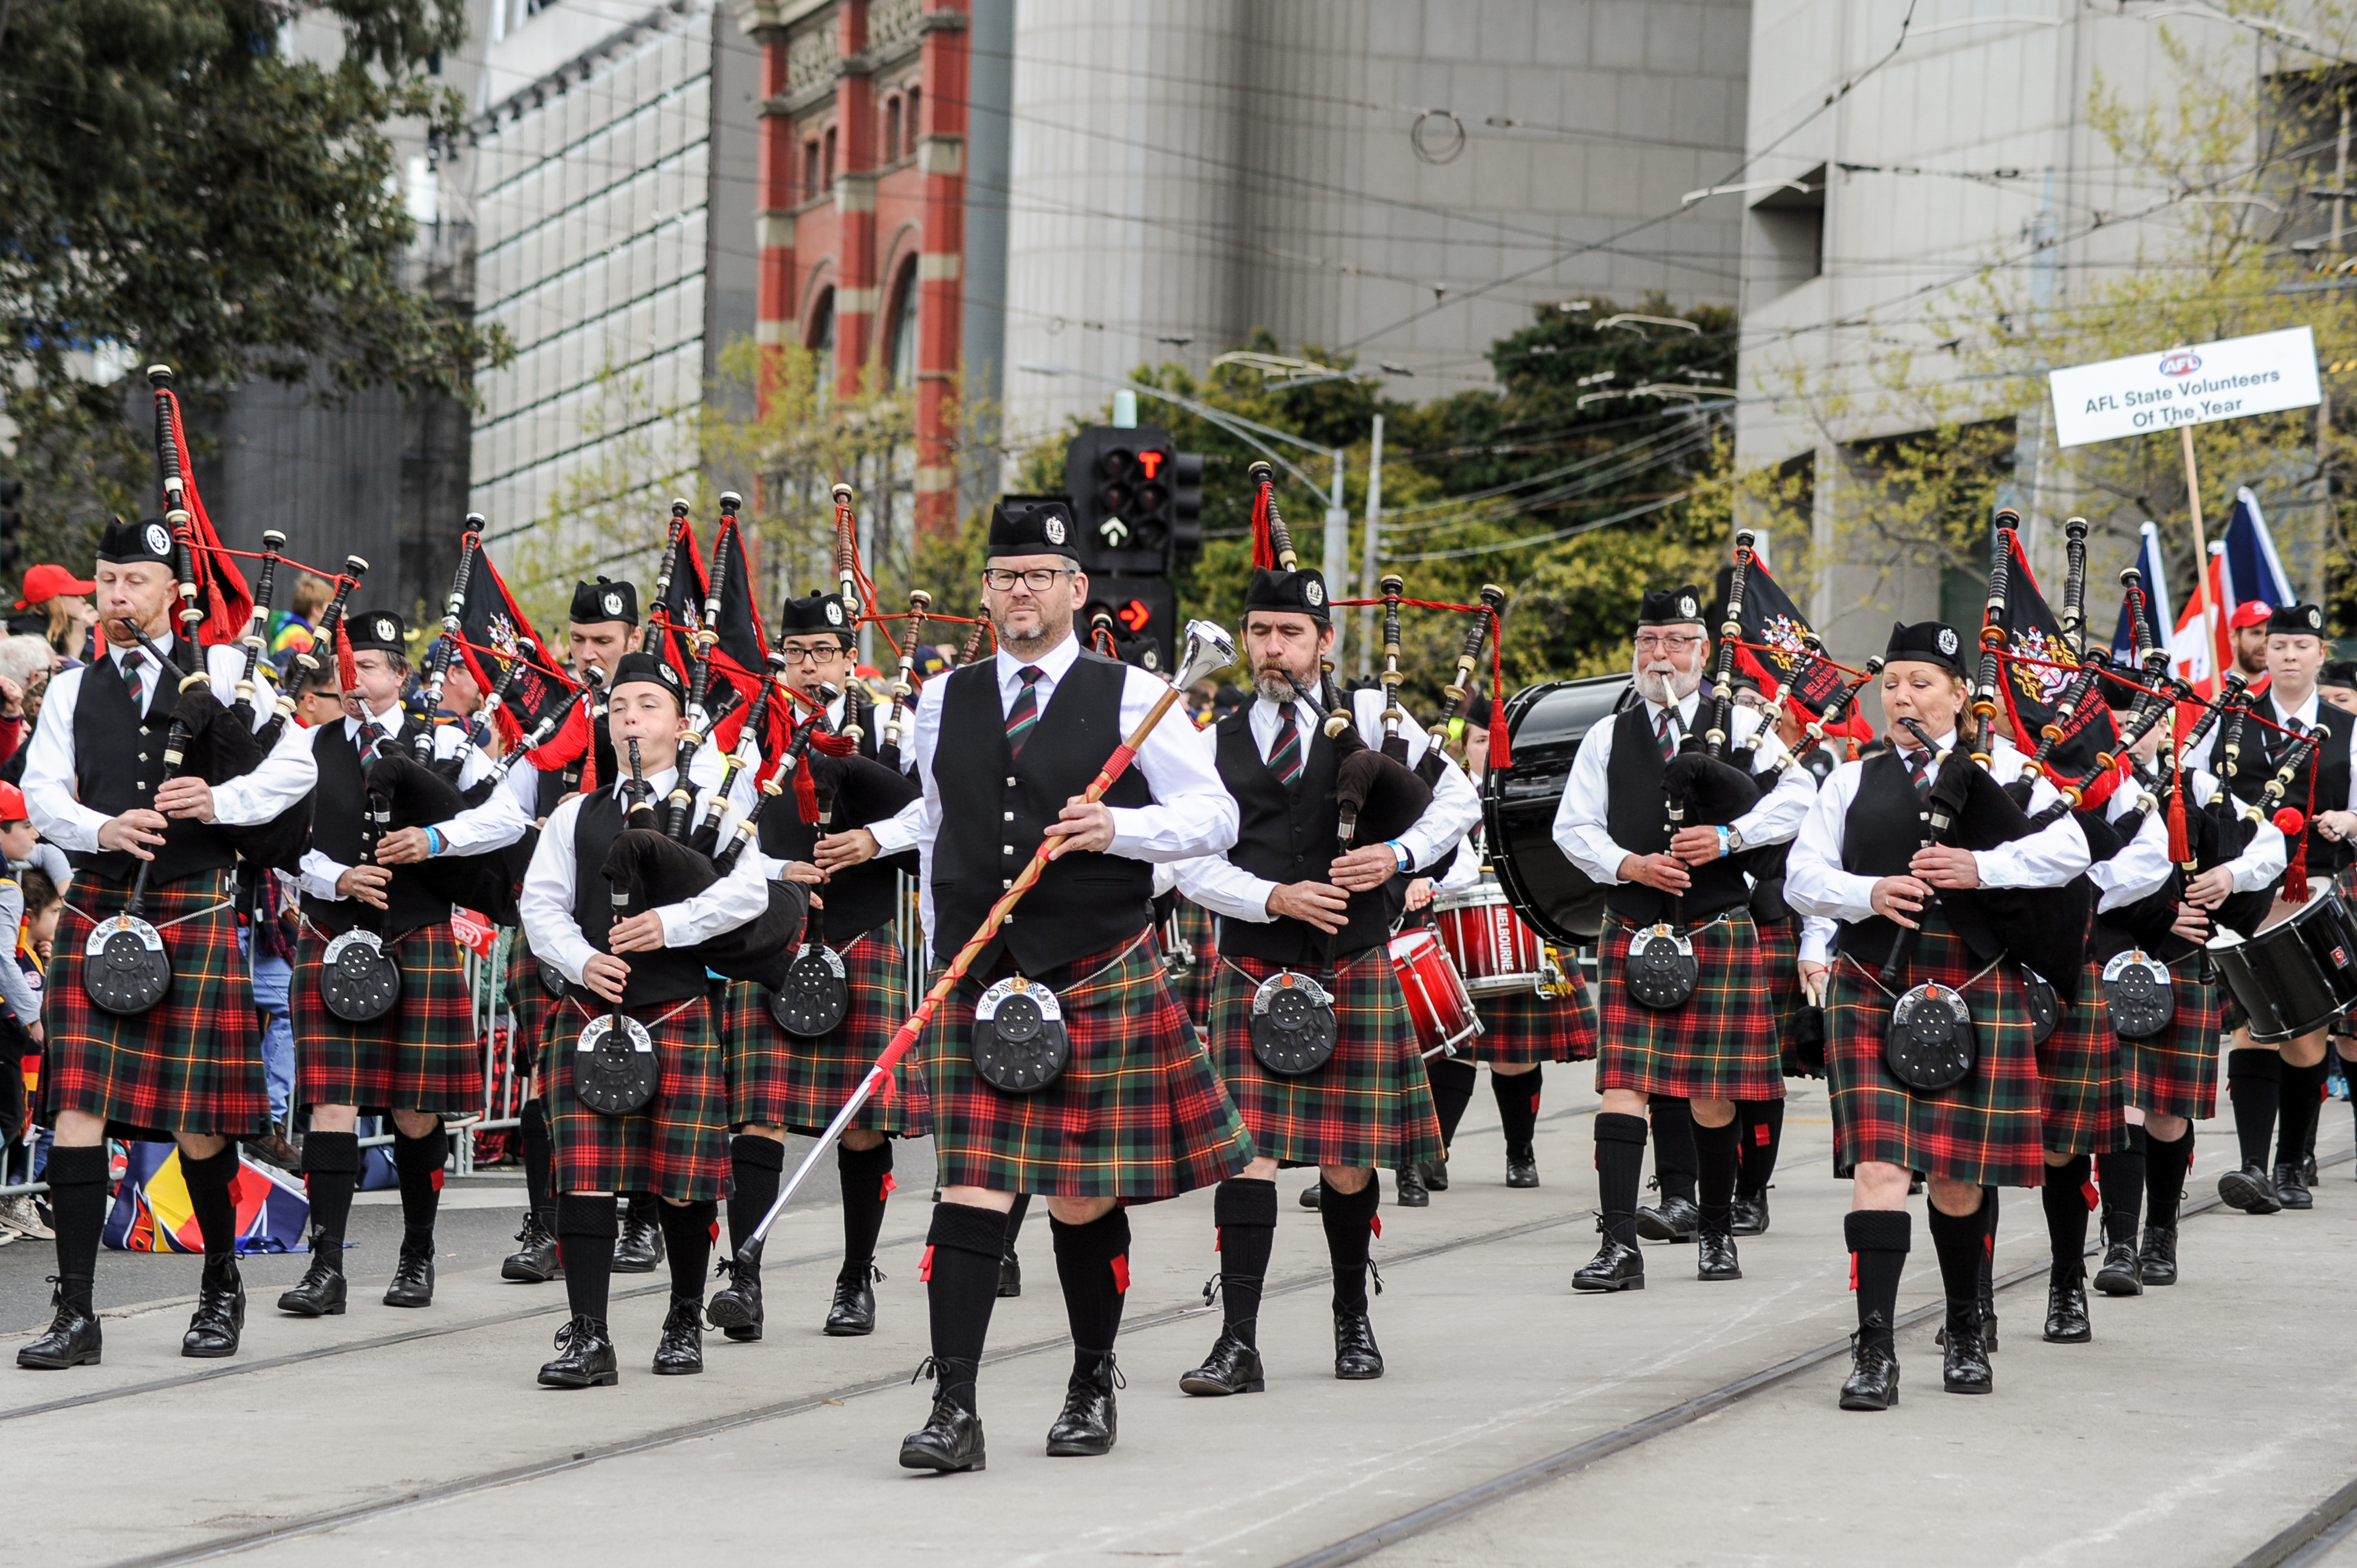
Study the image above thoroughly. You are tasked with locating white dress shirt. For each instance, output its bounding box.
[1783,730,2092,925]
[2091,786,2173,912]
[2180,687,2357,812]
[866,631,1238,944]
[22,633,317,854]
[1173,687,1483,923]
[1550,687,1816,885]
[297,702,531,903]
[517,767,772,987]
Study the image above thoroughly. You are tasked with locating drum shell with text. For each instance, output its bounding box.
[1388,928,1483,1058]
[1433,880,1547,996]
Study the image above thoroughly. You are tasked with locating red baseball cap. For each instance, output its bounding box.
[13,564,95,609]
[2229,600,2275,631]
[0,782,28,823]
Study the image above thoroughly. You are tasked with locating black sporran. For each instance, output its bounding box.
[1247,970,1337,1076]
[2101,950,2176,1040]
[2025,971,2059,1044]
[84,912,171,1016]
[1624,922,1698,1010]
[574,1012,659,1116]
[771,943,850,1038]
[319,930,402,1023]
[972,975,1071,1093]
[1884,981,1977,1092]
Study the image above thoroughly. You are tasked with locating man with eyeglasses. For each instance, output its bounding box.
[707,590,926,1345]
[817,499,1246,1472]
[1551,585,1816,1294]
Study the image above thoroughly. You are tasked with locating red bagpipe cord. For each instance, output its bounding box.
[1487,612,1512,770]
[1250,482,1278,570]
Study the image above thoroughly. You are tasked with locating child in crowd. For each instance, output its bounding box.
[0,787,51,1239]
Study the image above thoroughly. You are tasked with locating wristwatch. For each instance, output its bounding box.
[1721,827,1746,854]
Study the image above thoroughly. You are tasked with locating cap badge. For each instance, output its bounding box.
[1305,579,1325,607]
[2310,607,2324,629]
[603,591,623,616]
[825,601,845,626]
[1678,594,1697,618]
[1937,628,1960,657]
[1045,516,1067,546]
[143,523,171,558]
[376,618,395,642]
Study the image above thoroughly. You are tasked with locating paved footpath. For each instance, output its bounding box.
[7,1086,2355,1568]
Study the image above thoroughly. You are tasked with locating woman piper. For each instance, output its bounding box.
[1785,621,2092,1408]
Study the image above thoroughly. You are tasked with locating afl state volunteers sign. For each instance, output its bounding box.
[2049,326,2319,447]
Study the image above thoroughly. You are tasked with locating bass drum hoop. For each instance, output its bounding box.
[1247,969,1338,1077]
[2211,890,2357,1044]
[83,913,171,1017]
[972,976,1071,1094]
[320,929,403,1023]
[771,943,851,1038]
[574,1012,660,1117]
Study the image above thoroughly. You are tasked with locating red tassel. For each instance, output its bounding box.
[918,1244,935,1282]
[1370,1213,1383,1239]
[880,1173,897,1201]
[1110,1253,1131,1293]
[2166,766,2191,863]
[334,619,357,694]
[1487,618,1512,770]
[2286,745,2318,902]
[1250,481,1277,569]
[794,759,820,824]
[1848,1252,1858,1291]
[577,731,597,795]
[2080,1178,2100,1212]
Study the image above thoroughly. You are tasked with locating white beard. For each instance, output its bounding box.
[1630,652,1703,708]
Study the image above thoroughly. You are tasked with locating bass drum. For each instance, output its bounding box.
[1484,674,1636,945]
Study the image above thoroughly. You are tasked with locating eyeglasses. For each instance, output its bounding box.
[778,642,848,663]
[1634,633,1704,652]
[982,567,1073,592]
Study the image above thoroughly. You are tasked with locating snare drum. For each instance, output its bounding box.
[2211,889,2357,1043]
[1432,878,1547,996]
[1390,928,1483,1059]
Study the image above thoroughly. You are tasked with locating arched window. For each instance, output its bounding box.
[809,287,835,406]
[887,259,919,389]
[823,125,837,188]
[904,86,921,156]
[803,139,820,200]
[884,97,902,164]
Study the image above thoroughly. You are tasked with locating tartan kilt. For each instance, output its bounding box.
[1824,915,2047,1188]
[1464,971,1599,1064]
[2122,957,2224,1121]
[549,993,727,1202]
[1755,915,1818,1073]
[920,929,1252,1199]
[719,926,928,1136]
[291,922,481,1114]
[507,936,563,1078]
[1596,911,1784,1101]
[44,867,266,1139]
[1165,897,1221,1024]
[2040,959,2126,1157]
[1206,948,1443,1169]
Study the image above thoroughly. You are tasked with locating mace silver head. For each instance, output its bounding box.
[1176,620,1237,688]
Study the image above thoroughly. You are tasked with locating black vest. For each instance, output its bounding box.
[759,689,895,940]
[568,788,709,1006]
[1600,701,1750,923]
[930,650,1153,971]
[1212,704,1391,962]
[69,648,235,886]
[300,721,452,939]
[1833,750,2003,966]
[2218,698,2353,877]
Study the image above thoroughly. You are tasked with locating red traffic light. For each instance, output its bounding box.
[1117,598,1151,632]
[1136,450,1164,479]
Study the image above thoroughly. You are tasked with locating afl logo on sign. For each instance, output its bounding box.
[2160,350,2202,377]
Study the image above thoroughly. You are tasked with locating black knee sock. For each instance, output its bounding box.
[1002,1192,1031,1256]
[2099,1126,2146,1246]
[1981,1186,2000,1305]
[2147,1126,2195,1228]
[45,1144,108,1313]
[838,1140,895,1275]
[519,1098,553,1228]
[2228,1047,2282,1168]
[557,1193,619,1323]
[2278,1060,2328,1170]
[1694,1115,1740,1234]
[1319,1175,1382,1313]
[626,1191,661,1234]
[1051,1208,1132,1369]
[725,1134,784,1254]
[1595,1112,1649,1245]
[1212,1177,1277,1348]
[1650,1097,1697,1203]
[300,1131,360,1256]
[1426,1057,1478,1153]
[659,1197,716,1304]
[1926,1199,1988,1323]
[1737,1100,1785,1197]
[925,1202,1010,1413]
[1845,1210,1910,1354]
[180,1143,242,1275]
[1492,1064,1542,1156]
[391,1125,447,1253]
[2042,1155,2093,1276]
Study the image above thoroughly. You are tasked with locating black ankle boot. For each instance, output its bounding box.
[1573,1220,1645,1293]
[901,1381,987,1473]
[538,1314,618,1388]
[182,1262,245,1359]
[276,1238,348,1316]
[707,1243,766,1341]
[1839,1318,1899,1412]
[2093,1239,2143,1297]
[823,1261,879,1337]
[2043,1267,2092,1344]
[1044,1353,1120,1456]
[503,1213,561,1282]
[1696,1225,1742,1281]
[1333,1306,1385,1379]
[1941,1307,1993,1394]
[1394,1164,1430,1207]
[382,1238,435,1309]
[1504,1146,1539,1188]
[16,1277,101,1369]
[652,1296,704,1375]
[2139,1224,2180,1286]
[1179,1326,1266,1396]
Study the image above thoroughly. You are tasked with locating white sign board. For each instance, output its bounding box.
[2048,326,2319,448]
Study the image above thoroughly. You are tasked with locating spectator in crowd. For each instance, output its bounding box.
[12,565,98,666]
[0,786,50,1239]
[0,634,63,770]
[270,572,335,672]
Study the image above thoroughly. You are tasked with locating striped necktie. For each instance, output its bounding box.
[1004,666,1045,758]
[356,719,389,762]
[122,651,146,713]
[1655,705,1678,761]
[1906,749,1932,799]
[1268,701,1303,785]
